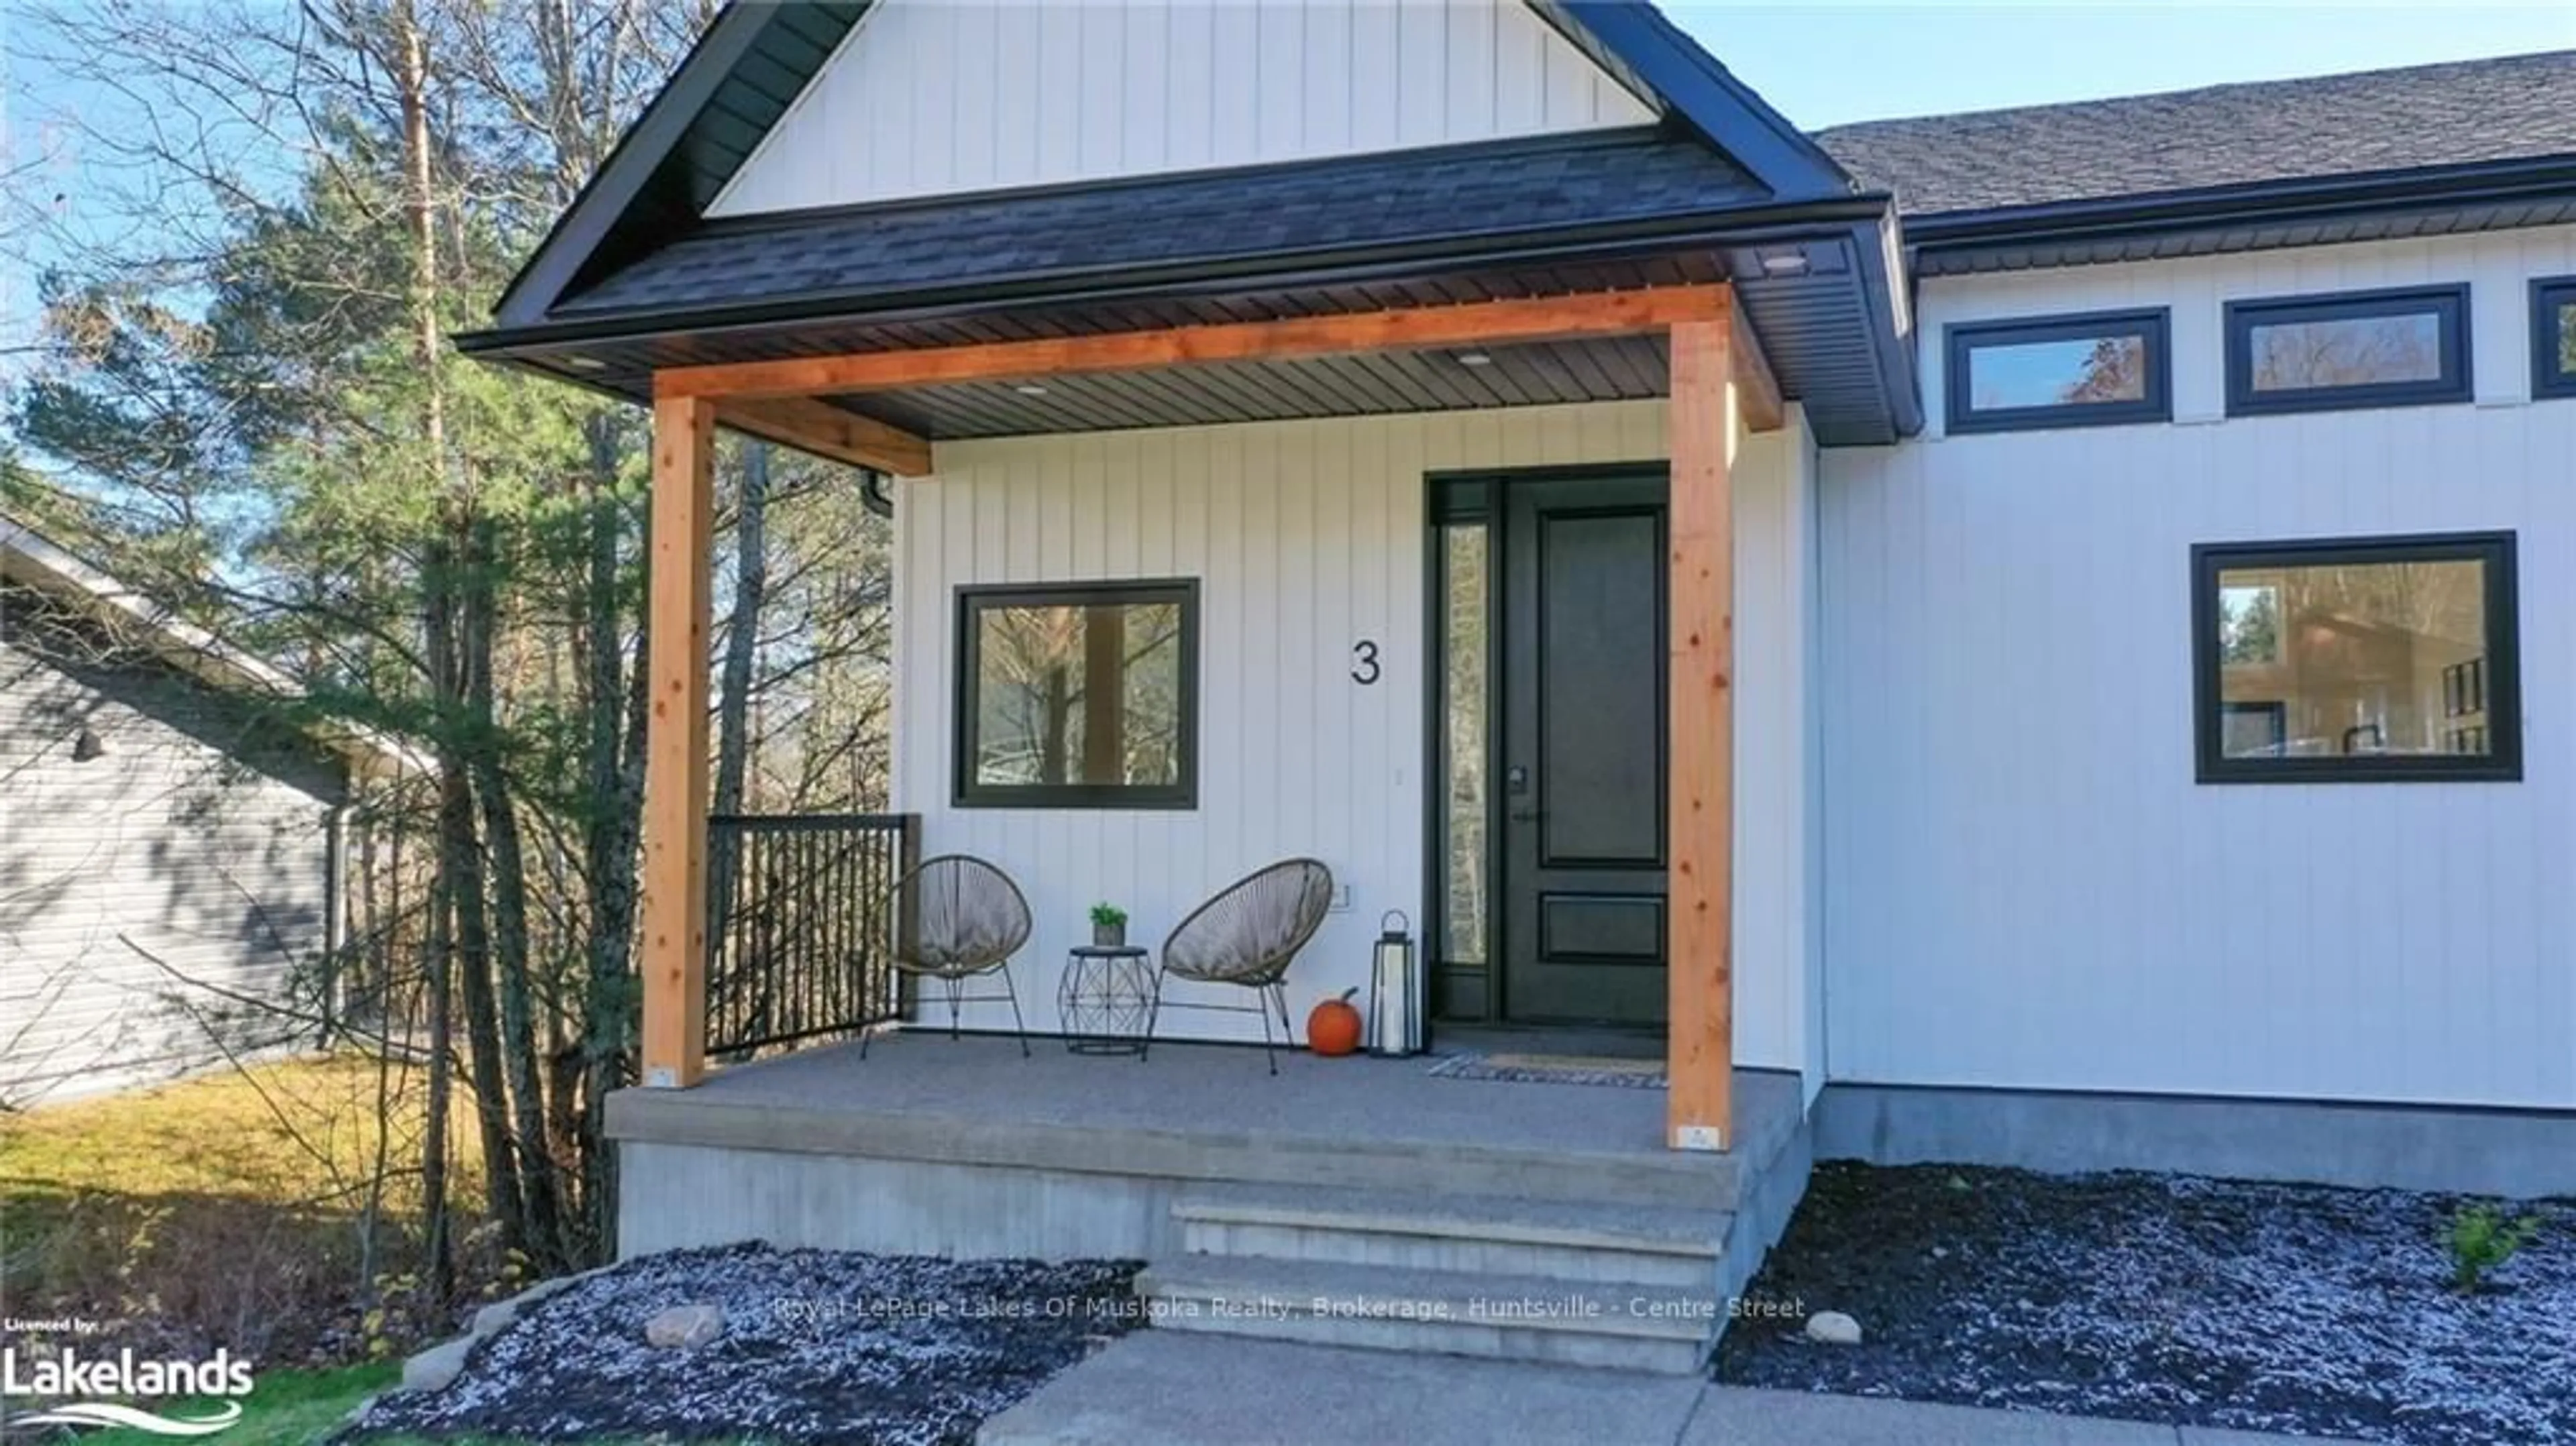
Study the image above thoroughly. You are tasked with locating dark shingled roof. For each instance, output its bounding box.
[1817,49,2576,217]
[557,129,1758,317]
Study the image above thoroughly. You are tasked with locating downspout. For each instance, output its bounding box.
[323,792,351,1047]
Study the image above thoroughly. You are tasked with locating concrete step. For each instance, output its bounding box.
[1135,1254,1717,1375]
[1174,1183,1729,1288]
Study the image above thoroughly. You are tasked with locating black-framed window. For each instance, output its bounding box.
[955,578,1198,808]
[2192,533,2519,784]
[1945,309,2171,433]
[2534,277,2576,400]
[2224,285,2471,416]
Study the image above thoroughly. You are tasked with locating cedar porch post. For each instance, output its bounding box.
[641,392,716,1088]
[1666,313,1736,1150]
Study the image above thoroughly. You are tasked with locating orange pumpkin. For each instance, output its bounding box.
[1306,988,1363,1056]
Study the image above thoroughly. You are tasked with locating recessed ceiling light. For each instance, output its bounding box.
[1014,382,1050,396]
[1455,351,1493,368]
[562,354,607,372]
[1758,250,1811,278]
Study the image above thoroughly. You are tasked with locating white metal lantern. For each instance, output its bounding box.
[1366,910,1422,1056]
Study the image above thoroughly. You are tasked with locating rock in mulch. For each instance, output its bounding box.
[347,1243,1143,1446]
[1717,1163,2576,1446]
[644,1301,727,1349]
[1802,1311,1862,1345]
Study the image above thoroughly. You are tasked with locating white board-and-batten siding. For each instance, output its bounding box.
[1819,225,2576,1110]
[712,0,1656,216]
[892,399,1821,1076]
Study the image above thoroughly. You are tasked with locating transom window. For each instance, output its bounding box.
[1945,309,2171,433]
[2534,277,2576,400]
[2224,286,2470,416]
[2192,533,2518,784]
[955,579,1198,808]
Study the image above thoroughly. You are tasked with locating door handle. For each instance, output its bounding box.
[1509,806,1543,822]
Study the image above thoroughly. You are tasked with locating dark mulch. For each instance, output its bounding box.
[347,1243,1143,1445]
[1717,1163,2576,1446]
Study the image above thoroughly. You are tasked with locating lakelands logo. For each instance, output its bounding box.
[3,1346,254,1436]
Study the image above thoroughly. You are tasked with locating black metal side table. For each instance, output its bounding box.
[1058,945,1153,1056]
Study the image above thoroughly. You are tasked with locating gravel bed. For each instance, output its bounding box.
[348,1243,1142,1445]
[1718,1163,2576,1446]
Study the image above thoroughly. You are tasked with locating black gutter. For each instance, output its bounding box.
[454,195,1896,357]
[1851,211,1925,437]
[1902,152,2576,257]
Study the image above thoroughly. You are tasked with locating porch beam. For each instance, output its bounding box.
[716,396,932,476]
[1730,304,1785,434]
[1665,314,1735,1152]
[651,285,1733,402]
[641,392,716,1089]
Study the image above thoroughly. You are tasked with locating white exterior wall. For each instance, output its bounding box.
[1733,417,1825,1099]
[1819,225,2576,1109]
[893,398,1821,1072]
[713,0,1655,215]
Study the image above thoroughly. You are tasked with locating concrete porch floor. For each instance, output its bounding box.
[607,1034,1810,1261]
[618,1032,1801,1161]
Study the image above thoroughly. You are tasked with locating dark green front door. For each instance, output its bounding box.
[1497,474,1669,1026]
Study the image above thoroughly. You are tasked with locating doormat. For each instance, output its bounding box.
[1426,1052,1667,1089]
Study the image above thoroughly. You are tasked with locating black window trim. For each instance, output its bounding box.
[953,577,1201,810]
[2191,531,2520,785]
[1943,307,2172,434]
[2222,284,2472,417]
[2533,276,2576,400]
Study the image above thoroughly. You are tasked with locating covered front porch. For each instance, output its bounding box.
[635,283,1776,1152]
[460,32,1921,1164]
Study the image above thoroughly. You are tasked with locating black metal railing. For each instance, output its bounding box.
[706,812,920,1056]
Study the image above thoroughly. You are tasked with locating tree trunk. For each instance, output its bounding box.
[420,858,455,1302]
[707,441,768,957]
[398,0,525,1270]
[465,517,566,1266]
[433,581,525,1248]
[577,414,647,1258]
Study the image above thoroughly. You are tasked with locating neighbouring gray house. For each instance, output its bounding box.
[0,518,396,1105]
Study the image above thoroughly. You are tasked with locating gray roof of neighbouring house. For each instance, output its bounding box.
[1817,49,2576,217]
[0,517,418,779]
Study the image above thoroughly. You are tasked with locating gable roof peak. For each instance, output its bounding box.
[486,0,1860,333]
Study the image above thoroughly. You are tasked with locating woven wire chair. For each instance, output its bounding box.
[1147,858,1335,1074]
[861,854,1032,1058]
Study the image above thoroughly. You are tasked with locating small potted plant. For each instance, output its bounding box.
[1089,902,1128,949]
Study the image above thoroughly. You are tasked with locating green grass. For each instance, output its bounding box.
[69,1361,775,1445]
[73,1364,394,1445]
[3,1064,764,1443]
[1,1055,472,1209]
[3,1054,495,1378]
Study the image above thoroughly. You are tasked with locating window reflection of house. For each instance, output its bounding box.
[2214,559,2487,759]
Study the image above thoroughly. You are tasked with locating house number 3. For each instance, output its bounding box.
[1351,640,1381,685]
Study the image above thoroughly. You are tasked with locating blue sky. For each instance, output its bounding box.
[6,2,2573,391]
[1668,3,2575,129]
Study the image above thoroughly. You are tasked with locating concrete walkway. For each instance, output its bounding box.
[977,1333,2370,1446]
